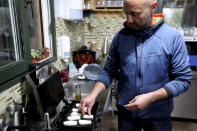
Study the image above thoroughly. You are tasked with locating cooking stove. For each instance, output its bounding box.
[51,101,102,131]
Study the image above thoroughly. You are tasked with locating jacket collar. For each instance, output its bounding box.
[123,14,164,39]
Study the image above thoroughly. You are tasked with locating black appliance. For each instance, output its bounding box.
[51,101,102,131]
[26,63,65,119]
[72,49,96,68]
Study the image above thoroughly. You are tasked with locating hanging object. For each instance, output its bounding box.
[60,36,70,61]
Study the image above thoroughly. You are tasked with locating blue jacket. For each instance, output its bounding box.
[97,18,192,119]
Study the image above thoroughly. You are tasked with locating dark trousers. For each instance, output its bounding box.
[118,114,172,131]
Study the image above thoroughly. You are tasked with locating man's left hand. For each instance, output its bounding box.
[124,94,153,111]
[124,88,168,111]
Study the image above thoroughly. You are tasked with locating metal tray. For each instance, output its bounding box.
[83,64,102,80]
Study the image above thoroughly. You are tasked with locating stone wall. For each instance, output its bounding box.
[53,15,125,70]
[0,82,28,117]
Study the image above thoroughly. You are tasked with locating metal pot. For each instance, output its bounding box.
[6,104,23,126]
[0,117,8,131]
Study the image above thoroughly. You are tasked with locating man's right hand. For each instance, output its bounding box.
[79,96,95,116]
[79,82,106,116]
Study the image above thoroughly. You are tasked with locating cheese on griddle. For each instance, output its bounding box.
[76,103,80,107]
[63,121,77,126]
[82,114,93,119]
[79,120,92,125]
[72,108,79,112]
[67,115,81,121]
[71,112,81,116]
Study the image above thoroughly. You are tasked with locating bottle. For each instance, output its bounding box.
[75,85,81,102]
[91,41,97,51]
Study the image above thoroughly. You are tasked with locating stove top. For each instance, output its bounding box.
[51,101,102,131]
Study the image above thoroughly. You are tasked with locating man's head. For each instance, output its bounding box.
[123,0,157,30]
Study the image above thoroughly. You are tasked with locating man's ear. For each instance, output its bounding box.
[150,0,158,14]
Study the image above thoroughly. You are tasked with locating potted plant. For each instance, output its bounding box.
[42,48,50,59]
[31,49,43,64]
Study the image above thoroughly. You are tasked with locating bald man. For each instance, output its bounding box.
[79,0,192,131]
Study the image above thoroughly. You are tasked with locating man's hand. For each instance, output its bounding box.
[124,93,153,111]
[124,88,168,111]
[79,82,106,115]
[79,96,95,116]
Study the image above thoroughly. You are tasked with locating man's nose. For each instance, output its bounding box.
[127,15,133,24]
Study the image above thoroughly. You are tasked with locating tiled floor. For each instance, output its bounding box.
[100,114,197,131]
[172,118,197,131]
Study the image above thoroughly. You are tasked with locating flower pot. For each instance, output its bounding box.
[32,59,37,64]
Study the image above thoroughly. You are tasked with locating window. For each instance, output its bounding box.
[163,0,197,41]
[0,1,22,67]
[0,0,56,91]
[28,0,57,64]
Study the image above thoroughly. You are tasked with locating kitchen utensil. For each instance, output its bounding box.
[44,112,51,130]
[73,49,96,68]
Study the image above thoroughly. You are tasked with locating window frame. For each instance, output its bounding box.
[0,0,57,91]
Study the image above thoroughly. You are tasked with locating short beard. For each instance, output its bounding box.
[133,9,152,31]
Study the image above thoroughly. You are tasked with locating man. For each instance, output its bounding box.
[79,0,192,131]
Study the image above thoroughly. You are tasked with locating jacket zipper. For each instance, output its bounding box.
[137,34,144,95]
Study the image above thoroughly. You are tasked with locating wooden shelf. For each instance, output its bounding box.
[83,8,93,10]
[94,9,123,11]
[94,6,123,11]
[96,6,123,8]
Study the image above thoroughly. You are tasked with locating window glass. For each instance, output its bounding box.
[28,0,54,64]
[163,0,197,40]
[0,0,23,67]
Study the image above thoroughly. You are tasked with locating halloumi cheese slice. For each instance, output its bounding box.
[72,108,79,112]
[76,103,80,107]
[71,112,81,116]
[79,120,92,125]
[82,114,94,119]
[63,121,77,126]
[67,115,81,121]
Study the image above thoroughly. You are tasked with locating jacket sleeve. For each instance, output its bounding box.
[97,32,119,88]
[164,33,192,97]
